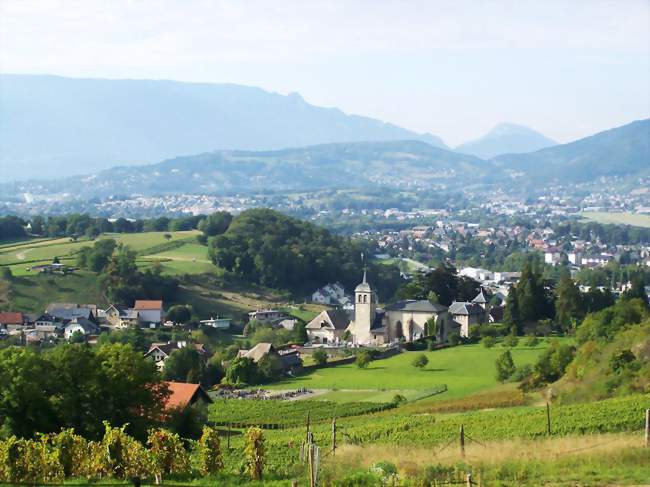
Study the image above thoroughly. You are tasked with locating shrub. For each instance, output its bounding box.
[427,340,436,351]
[371,460,398,476]
[502,334,519,348]
[312,349,328,365]
[495,350,516,382]
[525,334,540,347]
[448,334,462,346]
[411,353,429,369]
[481,336,496,348]
[355,350,373,369]
[392,394,407,405]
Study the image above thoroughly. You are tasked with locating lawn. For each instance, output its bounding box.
[578,211,650,228]
[0,231,204,275]
[267,341,562,401]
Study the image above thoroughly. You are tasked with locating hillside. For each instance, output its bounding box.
[0,74,446,181]
[2,140,494,197]
[493,119,650,182]
[456,123,556,159]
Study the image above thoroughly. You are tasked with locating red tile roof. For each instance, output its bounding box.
[134,300,163,310]
[163,381,211,410]
[0,312,24,324]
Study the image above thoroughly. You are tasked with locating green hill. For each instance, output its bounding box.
[493,119,650,182]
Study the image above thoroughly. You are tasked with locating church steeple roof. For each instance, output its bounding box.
[472,289,488,304]
[355,268,371,293]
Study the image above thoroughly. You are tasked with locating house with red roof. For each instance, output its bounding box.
[163,381,212,411]
[134,300,164,327]
[0,312,25,330]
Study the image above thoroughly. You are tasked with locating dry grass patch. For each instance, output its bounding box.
[329,432,644,472]
[403,385,528,414]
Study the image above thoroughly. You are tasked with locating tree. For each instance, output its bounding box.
[224,357,258,385]
[0,347,54,438]
[312,349,328,365]
[495,350,516,382]
[355,349,373,369]
[621,275,649,307]
[199,211,233,237]
[293,320,309,344]
[555,273,584,331]
[411,353,429,369]
[166,305,193,324]
[163,233,172,241]
[163,347,203,383]
[257,354,283,382]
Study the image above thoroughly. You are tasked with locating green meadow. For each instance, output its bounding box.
[268,341,563,402]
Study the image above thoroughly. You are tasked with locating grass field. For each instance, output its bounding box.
[578,211,650,228]
[0,231,210,277]
[266,341,562,402]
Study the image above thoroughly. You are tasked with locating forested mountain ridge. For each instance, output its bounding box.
[2,140,495,197]
[493,119,650,183]
[0,74,447,180]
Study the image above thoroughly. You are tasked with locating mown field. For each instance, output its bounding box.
[266,341,564,402]
[0,232,290,317]
[578,211,650,228]
[0,231,216,276]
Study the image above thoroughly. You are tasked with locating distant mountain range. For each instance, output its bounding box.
[3,118,647,199]
[456,123,557,159]
[493,119,650,183]
[3,140,494,197]
[0,74,446,181]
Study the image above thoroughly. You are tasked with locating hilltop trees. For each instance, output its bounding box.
[209,209,368,292]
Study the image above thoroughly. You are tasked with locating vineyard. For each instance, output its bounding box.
[0,394,647,484]
[208,398,394,428]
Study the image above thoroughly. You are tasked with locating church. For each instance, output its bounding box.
[306,271,450,346]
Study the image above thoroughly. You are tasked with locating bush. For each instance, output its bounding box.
[392,394,407,405]
[502,334,519,347]
[448,334,462,346]
[411,353,429,369]
[371,460,398,476]
[427,340,436,351]
[0,267,13,280]
[495,350,516,382]
[355,350,373,369]
[511,364,533,382]
[312,349,328,365]
[525,334,540,347]
[481,336,496,348]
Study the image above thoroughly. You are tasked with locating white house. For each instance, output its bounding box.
[64,317,99,339]
[134,300,164,327]
[199,317,231,329]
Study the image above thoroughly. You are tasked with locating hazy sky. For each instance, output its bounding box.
[1,0,648,146]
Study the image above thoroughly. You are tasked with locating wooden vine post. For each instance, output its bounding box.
[332,417,337,456]
[460,424,465,458]
[546,402,552,436]
[645,409,649,448]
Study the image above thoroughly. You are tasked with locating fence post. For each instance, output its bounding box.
[460,424,465,458]
[466,473,472,487]
[227,423,231,449]
[645,409,649,448]
[306,410,311,440]
[546,402,552,436]
[332,417,337,456]
[308,443,315,487]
